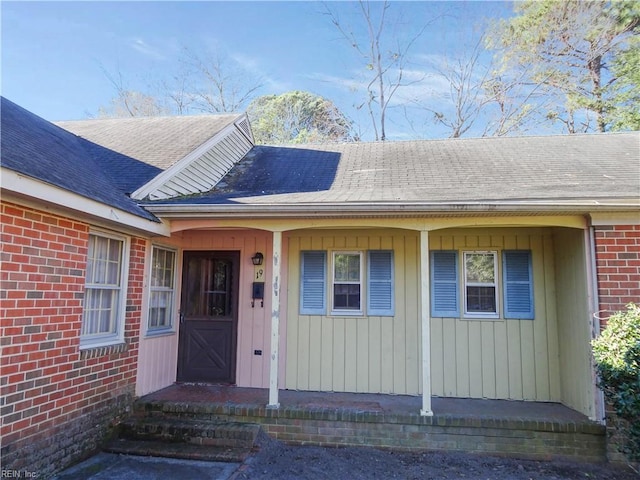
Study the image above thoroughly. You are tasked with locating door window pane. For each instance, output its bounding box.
[185,257,232,317]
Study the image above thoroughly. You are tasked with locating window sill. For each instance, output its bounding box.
[79,342,127,359]
[145,328,176,339]
[330,310,364,317]
[462,315,502,321]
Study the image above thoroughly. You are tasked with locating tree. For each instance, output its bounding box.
[182,49,265,113]
[324,1,430,141]
[487,0,639,133]
[96,68,172,118]
[247,91,354,145]
[96,49,265,118]
[607,0,640,130]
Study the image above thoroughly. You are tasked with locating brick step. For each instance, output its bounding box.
[104,438,253,463]
[118,416,261,449]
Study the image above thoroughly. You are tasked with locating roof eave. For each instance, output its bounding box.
[2,167,171,237]
[143,199,640,219]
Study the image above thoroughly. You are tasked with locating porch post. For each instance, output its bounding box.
[420,229,434,416]
[268,230,282,408]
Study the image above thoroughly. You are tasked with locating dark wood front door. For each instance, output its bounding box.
[177,251,239,384]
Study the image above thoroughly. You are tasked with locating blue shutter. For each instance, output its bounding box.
[503,250,534,319]
[300,251,326,315]
[368,251,394,316]
[430,251,459,317]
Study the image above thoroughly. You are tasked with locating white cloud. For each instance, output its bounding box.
[130,38,167,61]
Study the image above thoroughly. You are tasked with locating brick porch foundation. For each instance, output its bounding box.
[137,385,607,463]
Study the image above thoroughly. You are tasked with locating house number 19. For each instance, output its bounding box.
[255,268,264,281]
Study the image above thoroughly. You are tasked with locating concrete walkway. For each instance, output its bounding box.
[51,453,240,480]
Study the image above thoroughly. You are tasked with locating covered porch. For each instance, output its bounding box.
[134,383,607,462]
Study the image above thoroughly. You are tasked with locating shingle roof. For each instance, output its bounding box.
[57,114,242,170]
[144,133,640,207]
[1,97,158,221]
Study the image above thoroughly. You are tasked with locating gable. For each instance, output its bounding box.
[132,116,254,200]
[58,113,254,202]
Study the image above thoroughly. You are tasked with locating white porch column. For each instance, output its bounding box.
[268,230,282,408]
[420,230,434,416]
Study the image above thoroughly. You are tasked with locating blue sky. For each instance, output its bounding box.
[1,1,513,140]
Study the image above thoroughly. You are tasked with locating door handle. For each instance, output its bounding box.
[179,311,185,325]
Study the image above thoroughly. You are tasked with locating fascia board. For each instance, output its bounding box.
[143,200,640,218]
[131,114,247,200]
[1,168,170,237]
[589,211,640,226]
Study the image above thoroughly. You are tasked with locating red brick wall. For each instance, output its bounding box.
[0,201,146,476]
[594,224,640,329]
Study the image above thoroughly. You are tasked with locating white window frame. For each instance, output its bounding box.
[463,251,499,319]
[146,245,177,336]
[80,230,130,349]
[331,251,364,316]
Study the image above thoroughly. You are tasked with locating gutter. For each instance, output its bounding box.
[142,200,640,219]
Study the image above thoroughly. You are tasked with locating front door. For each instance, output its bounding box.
[177,251,239,384]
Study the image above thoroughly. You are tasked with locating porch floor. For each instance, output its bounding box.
[140,383,590,424]
[135,384,606,462]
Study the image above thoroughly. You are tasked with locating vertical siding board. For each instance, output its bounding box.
[543,233,561,401]
[356,317,369,392]
[379,235,394,393]
[393,243,407,394]
[369,316,382,393]
[531,234,551,400]
[380,318,394,393]
[455,319,470,397]
[333,317,346,391]
[520,320,537,400]
[286,237,301,389]
[442,319,457,397]
[403,234,419,394]
[430,318,444,396]
[297,316,311,390]
[468,321,483,397]
[344,319,358,391]
[493,320,510,398]
[506,321,524,399]
[320,317,334,390]
[308,316,322,391]
[481,322,497,398]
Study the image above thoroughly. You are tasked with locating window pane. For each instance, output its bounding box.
[333,283,360,310]
[334,254,360,282]
[83,288,117,335]
[151,248,175,288]
[465,253,495,283]
[466,286,496,313]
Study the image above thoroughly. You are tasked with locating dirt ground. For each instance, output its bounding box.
[235,433,639,480]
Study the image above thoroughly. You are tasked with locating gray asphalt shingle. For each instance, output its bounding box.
[57,114,242,170]
[147,133,640,206]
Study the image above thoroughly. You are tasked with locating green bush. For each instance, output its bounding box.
[592,303,640,462]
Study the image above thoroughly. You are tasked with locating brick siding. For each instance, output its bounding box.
[593,225,640,329]
[0,201,145,477]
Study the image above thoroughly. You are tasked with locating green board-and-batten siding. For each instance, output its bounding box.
[285,228,562,402]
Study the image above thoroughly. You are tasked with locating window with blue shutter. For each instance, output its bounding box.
[430,251,460,317]
[502,250,534,319]
[300,251,326,315]
[367,251,394,316]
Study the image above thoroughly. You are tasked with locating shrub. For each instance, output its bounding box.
[592,303,640,462]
